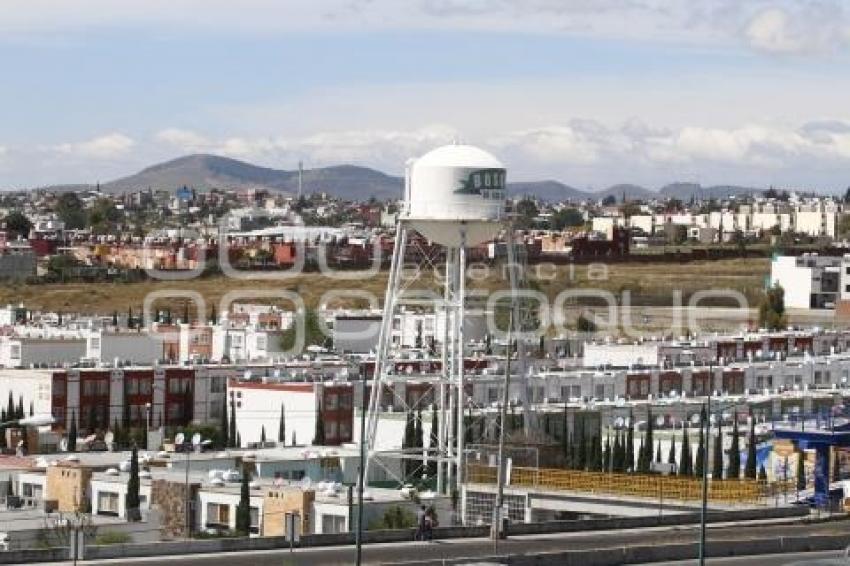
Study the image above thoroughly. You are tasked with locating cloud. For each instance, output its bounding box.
[155,128,211,153]
[1,0,847,56]
[152,124,460,168]
[53,133,135,158]
[744,4,850,55]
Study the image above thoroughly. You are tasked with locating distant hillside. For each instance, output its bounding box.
[507,180,590,201]
[103,154,404,200]
[658,182,763,200]
[59,153,799,203]
[598,183,656,201]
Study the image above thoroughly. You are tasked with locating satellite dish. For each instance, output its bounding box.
[191,433,202,447]
[656,415,665,427]
[690,414,701,425]
[104,431,114,444]
[614,416,625,428]
[175,432,185,445]
[59,438,68,452]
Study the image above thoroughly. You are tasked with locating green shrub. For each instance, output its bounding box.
[94,531,132,546]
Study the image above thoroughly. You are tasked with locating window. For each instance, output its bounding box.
[9,345,20,360]
[97,492,119,516]
[210,377,225,394]
[338,393,352,410]
[206,503,230,528]
[325,394,338,410]
[322,514,346,534]
[249,507,260,534]
[326,421,338,439]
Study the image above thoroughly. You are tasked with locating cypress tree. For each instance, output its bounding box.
[229,400,237,448]
[712,421,724,479]
[626,412,635,473]
[402,410,413,479]
[744,409,757,479]
[236,431,241,448]
[637,438,644,473]
[221,397,229,448]
[260,425,266,444]
[313,413,326,446]
[112,310,118,327]
[604,435,612,472]
[796,451,806,492]
[210,304,218,324]
[16,396,23,420]
[576,421,587,470]
[758,464,768,482]
[561,405,570,468]
[728,412,741,480]
[655,440,662,464]
[126,445,141,521]
[567,433,575,469]
[695,422,705,478]
[643,408,654,473]
[428,403,439,478]
[127,306,134,329]
[68,411,77,452]
[183,302,190,324]
[413,409,424,480]
[28,401,33,417]
[680,427,692,476]
[5,392,13,424]
[668,436,677,467]
[235,464,252,535]
[278,404,286,444]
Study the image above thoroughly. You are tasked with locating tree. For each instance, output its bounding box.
[745,409,758,479]
[514,198,539,230]
[280,308,328,353]
[112,310,119,327]
[759,284,787,331]
[668,436,677,468]
[56,193,86,230]
[601,195,617,206]
[260,425,266,445]
[576,314,597,333]
[313,407,326,446]
[6,392,13,424]
[2,211,32,239]
[428,403,439,478]
[550,208,584,231]
[221,397,229,448]
[228,400,237,448]
[16,396,24,420]
[126,445,141,521]
[796,451,806,493]
[28,402,33,417]
[712,422,724,480]
[235,464,252,535]
[127,306,134,330]
[68,411,77,452]
[727,412,741,480]
[210,304,218,324]
[695,412,706,479]
[278,404,286,444]
[758,464,768,482]
[641,408,654,473]
[291,430,296,446]
[604,435,612,472]
[680,426,692,477]
[413,409,424,480]
[655,440,662,464]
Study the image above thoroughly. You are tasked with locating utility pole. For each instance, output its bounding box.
[491,312,513,544]
[698,364,712,565]
[356,378,367,566]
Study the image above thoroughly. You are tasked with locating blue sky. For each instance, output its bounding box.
[1,0,849,191]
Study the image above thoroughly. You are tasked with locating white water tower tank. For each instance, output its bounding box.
[406,144,506,247]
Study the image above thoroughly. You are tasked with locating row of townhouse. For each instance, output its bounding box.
[10,446,423,541]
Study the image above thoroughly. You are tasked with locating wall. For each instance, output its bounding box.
[262,487,314,536]
[45,464,91,513]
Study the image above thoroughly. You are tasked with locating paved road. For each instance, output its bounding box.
[648,550,849,565]
[48,519,850,566]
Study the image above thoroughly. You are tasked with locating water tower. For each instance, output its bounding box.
[364,144,525,498]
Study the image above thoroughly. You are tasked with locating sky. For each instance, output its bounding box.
[1,0,850,192]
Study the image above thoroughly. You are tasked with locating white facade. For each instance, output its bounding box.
[583,342,660,368]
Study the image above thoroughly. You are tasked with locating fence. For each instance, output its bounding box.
[467,464,783,505]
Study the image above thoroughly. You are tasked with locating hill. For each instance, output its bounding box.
[658,182,763,200]
[103,154,404,200]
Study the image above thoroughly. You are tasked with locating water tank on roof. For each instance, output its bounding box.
[406,144,506,247]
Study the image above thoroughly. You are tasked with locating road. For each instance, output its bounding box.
[648,550,849,565]
[39,518,850,566]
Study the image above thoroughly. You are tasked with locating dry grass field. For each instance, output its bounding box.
[0,257,770,317]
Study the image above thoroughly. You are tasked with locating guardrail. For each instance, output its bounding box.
[467,464,787,505]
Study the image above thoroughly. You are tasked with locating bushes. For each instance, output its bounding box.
[368,506,417,530]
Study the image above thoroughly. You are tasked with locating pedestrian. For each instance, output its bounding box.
[415,505,427,541]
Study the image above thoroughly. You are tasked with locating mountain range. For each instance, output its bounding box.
[55,153,773,202]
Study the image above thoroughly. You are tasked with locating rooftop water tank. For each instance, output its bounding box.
[406,144,506,247]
